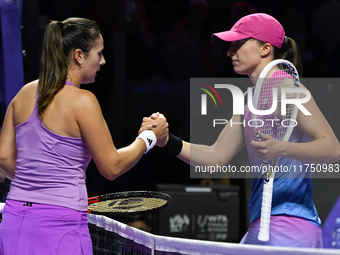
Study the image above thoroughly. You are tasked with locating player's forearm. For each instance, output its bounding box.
[176,140,190,164]
[115,142,145,173]
[177,141,217,166]
[177,141,231,167]
[95,139,146,181]
[0,144,16,179]
[280,137,340,164]
[0,157,16,179]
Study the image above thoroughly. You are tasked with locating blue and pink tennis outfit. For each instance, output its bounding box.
[0,81,93,254]
[240,100,323,247]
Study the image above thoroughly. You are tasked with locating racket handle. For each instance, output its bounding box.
[254,128,261,142]
[254,130,270,166]
[258,181,273,242]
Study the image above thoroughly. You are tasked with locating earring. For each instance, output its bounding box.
[78,62,82,68]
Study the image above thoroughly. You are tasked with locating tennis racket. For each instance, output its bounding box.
[250,59,300,241]
[87,191,171,215]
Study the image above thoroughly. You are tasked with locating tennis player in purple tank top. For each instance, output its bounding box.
[142,13,340,247]
[0,17,169,255]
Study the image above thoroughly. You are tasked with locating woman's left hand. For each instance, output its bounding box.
[251,131,283,161]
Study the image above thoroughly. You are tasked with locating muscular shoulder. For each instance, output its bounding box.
[11,80,39,126]
[67,88,103,123]
[12,80,38,108]
[73,88,100,110]
[14,80,38,102]
[21,79,38,93]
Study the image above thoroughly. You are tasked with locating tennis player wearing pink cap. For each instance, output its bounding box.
[143,13,340,247]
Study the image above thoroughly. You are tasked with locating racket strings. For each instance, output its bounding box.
[88,197,168,213]
[256,63,298,141]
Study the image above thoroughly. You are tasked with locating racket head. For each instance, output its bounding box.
[87,191,171,215]
[251,59,300,143]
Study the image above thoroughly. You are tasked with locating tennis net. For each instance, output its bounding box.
[0,200,338,254]
[87,213,340,255]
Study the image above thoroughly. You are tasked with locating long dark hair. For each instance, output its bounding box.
[38,17,101,118]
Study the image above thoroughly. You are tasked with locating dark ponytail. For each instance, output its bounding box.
[273,37,302,77]
[38,21,68,118]
[37,18,100,118]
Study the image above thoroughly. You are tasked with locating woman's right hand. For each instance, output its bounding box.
[139,113,169,147]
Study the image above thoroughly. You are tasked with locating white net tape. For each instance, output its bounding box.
[0,203,338,254]
[87,213,340,255]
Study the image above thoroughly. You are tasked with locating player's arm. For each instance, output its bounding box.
[76,90,168,180]
[178,114,245,166]
[284,90,340,163]
[0,101,17,178]
[145,113,245,167]
[253,85,340,163]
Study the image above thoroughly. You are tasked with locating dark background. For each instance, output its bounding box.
[4,0,340,240]
[18,0,340,192]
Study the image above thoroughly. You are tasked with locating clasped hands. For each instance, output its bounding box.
[139,113,283,160]
[139,112,169,147]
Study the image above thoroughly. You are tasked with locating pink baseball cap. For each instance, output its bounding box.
[212,13,285,48]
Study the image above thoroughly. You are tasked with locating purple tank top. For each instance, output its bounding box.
[7,81,92,211]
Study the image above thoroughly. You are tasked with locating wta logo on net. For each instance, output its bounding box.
[198,83,311,127]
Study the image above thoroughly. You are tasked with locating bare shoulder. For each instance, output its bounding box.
[299,82,307,89]
[73,88,100,109]
[19,79,38,93]
[11,80,39,126]
[72,88,107,137]
[298,82,314,101]
[13,80,38,102]
[24,79,39,90]
[68,88,103,123]
[12,80,38,108]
